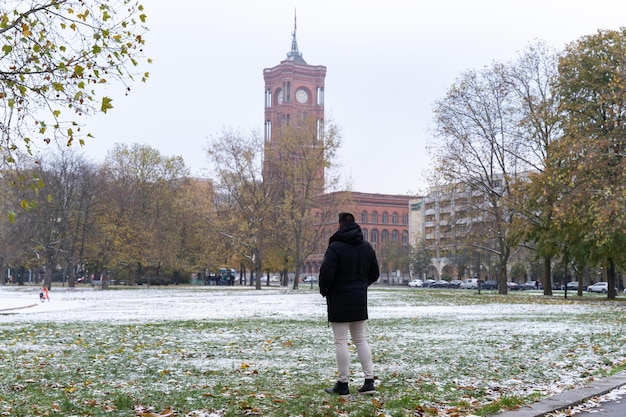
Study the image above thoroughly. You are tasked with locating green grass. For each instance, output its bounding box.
[1,288,625,416]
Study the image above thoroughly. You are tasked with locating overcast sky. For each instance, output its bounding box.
[82,0,626,196]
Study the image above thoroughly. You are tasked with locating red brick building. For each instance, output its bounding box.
[303,191,411,277]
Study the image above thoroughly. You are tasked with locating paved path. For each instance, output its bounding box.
[498,372,626,417]
[574,398,626,416]
[0,302,38,312]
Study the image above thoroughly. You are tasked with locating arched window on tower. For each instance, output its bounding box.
[361,210,368,223]
[382,212,388,224]
[392,213,398,224]
[264,120,272,142]
[381,230,389,243]
[317,87,324,105]
[372,211,378,223]
[265,89,272,108]
[402,231,409,246]
[362,228,369,241]
[392,230,399,242]
[371,229,378,248]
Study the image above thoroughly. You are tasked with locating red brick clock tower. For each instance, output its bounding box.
[263,21,326,195]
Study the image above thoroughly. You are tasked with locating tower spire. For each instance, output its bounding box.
[286,9,306,64]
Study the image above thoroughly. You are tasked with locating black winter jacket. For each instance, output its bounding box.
[319,222,380,322]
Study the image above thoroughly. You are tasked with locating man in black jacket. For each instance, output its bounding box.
[319,212,380,396]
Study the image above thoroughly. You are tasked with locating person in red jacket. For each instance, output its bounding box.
[40,285,50,302]
[319,212,380,396]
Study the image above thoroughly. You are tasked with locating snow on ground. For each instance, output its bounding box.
[0,284,600,324]
[0,285,328,322]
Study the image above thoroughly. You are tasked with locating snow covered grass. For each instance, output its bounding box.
[1,285,625,416]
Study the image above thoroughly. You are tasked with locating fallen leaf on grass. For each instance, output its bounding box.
[157,406,175,416]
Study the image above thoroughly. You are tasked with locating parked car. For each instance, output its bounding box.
[482,280,499,290]
[431,280,450,288]
[564,281,585,291]
[449,280,463,288]
[459,278,480,289]
[587,282,608,293]
[520,281,541,290]
[408,279,423,288]
[269,275,281,284]
[302,276,318,283]
[506,281,519,290]
[423,279,437,288]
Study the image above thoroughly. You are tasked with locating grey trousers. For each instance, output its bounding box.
[330,320,374,383]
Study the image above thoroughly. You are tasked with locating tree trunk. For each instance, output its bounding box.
[292,263,300,290]
[44,260,54,289]
[543,255,552,296]
[255,265,261,290]
[607,258,617,300]
[498,259,508,295]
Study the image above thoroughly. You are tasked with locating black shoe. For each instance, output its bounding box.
[357,379,375,395]
[324,381,349,396]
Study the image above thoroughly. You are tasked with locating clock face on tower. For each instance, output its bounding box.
[295,88,308,103]
[277,89,283,104]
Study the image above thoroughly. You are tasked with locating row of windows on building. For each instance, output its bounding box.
[360,211,408,225]
[363,229,409,246]
[315,228,409,255]
[264,116,324,142]
[423,195,486,211]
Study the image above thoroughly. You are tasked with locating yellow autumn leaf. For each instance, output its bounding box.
[101,97,113,113]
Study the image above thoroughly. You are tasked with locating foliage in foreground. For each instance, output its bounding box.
[1,289,626,416]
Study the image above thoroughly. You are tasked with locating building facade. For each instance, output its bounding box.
[303,191,411,282]
[409,176,511,281]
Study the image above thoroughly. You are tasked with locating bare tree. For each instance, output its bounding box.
[430,62,525,294]
[506,41,563,295]
[207,129,274,290]
[264,116,342,289]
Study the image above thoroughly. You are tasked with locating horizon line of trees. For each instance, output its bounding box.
[0,117,414,291]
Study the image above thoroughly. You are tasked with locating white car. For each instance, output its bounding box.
[408,279,423,288]
[459,279,479,289]
[587,282,608,293]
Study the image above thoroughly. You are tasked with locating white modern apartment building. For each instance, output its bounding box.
[409,176,507,279]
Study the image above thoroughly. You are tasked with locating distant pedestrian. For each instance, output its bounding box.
[319,212,380,396]
[39,286,50,302]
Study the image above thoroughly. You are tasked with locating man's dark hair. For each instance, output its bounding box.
[338,212,355,227]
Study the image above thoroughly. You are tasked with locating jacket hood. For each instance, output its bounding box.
[329,222,364,245]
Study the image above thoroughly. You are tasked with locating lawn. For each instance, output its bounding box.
[1,285,625,416]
